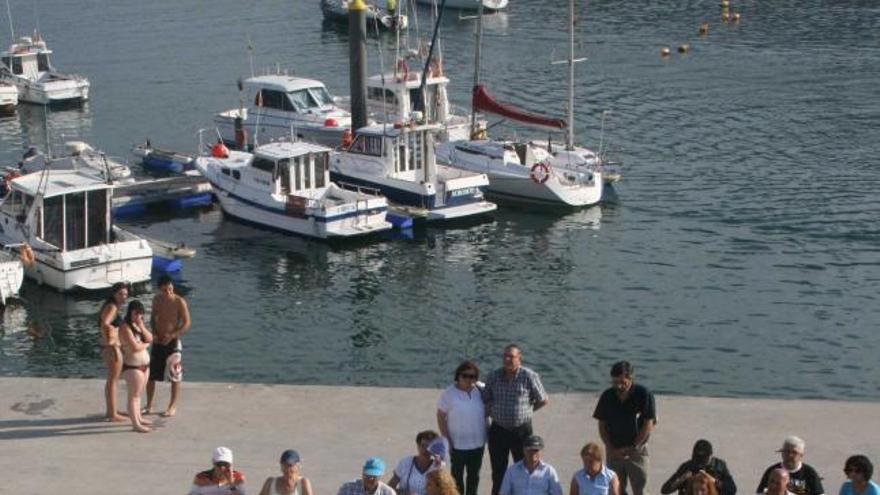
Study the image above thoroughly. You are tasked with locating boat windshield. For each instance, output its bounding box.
[309,87,335,107]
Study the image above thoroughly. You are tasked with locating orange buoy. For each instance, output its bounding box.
[211,140,230,158]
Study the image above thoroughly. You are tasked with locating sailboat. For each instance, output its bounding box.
[435,0,616,207]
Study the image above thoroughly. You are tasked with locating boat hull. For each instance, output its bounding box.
[214,188,391,239]
[415,0,508,10]
[13,77,90,105]
[215,113,349,149]
[0,255,24,302]
[23,242,152,292]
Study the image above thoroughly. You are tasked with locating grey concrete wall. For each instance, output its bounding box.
[2,378,877,495]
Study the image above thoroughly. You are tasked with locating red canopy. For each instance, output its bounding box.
[472,84,566,130]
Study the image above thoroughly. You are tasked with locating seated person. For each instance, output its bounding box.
[661,440,736,495]
[189,447,246,495]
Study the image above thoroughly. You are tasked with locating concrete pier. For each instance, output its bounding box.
[2,377,877,495]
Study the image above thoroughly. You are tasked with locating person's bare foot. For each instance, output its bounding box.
[106,414,127,422]
[117,411,129,417]
[133,424,153,433]
[161,407,176,418]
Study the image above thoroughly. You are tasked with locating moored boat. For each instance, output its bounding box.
[330,121,496,221]
[0,81,17,114]
[132,141,198,175]
[321,0,408,31]
[414,0,508,11]
[0,33,89,105]
[0,169,152,291]
[0,248,25,303]
[196,140,392,239]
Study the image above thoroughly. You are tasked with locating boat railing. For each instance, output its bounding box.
[334,180,383,198]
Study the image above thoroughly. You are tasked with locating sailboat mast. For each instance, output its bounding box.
[469,1,484,139]
[566,0,575,150]
[5,0,15,43]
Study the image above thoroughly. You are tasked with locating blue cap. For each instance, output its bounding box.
[281,449,301,465]
[363,457,385,476]
[427,438,448,459]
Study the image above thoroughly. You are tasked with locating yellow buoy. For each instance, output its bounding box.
[721,10,731,22]
[678,43,690,54]
[699,22,710,35]
[660,47,671,57]
[733,12,741,22]
[720,0,730,7]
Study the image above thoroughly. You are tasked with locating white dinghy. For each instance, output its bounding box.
[0,34,89,105]
[196,140,392,239]
[0,169,152,291]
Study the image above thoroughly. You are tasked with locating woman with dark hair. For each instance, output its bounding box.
[98,282,129,422]
[571,442,620,495]
[119,300,153,433]
[841,456,878,495]
[437,360,486,495]
[389,430,442,495]
[685,473,719,495]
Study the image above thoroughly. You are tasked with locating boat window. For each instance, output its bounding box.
[0,190,23,216]
[303,155,312,190]
[288,89,320,111]
[314,153,327,188]
[9,57,22,75]
[232,170,241,180]
[408,132,424,171]
[86,189,107,247]
[42,195,63,249]
[37,53,50,72]
[368,87,397,105]
[277,158,290,194]
[308,86,334,107]
[251,156,275,174]
[1,57,9,71]
[257,89,288,111]
[221,168,230,176]
[349,135,383,157]
[65,192,86,251]
[293,157,302,191]
[397,145,406,172]
[409,88,424,113]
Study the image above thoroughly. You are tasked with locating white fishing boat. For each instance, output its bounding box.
[14,141,133,184]
[0,248,24,303]
[361,65,472,141]
[330,121,496,221]
[0,81,17,113]
[214,74,355,149]
[321,0,408,31]
[196,140,392,239]
[0,33,90,105]
[0,169,152,292]
[415,0,508,11]
[435,0,612,207]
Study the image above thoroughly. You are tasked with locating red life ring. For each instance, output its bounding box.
[530,162,551,184]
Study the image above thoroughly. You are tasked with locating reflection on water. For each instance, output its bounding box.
[0,103,94,166]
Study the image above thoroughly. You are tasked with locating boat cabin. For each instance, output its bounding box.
[223,142,331,196]
[365,71,450,125]
[346,123,441,180]
[1,36,53,80]
[243,75,339,116]
[1,171,111,252]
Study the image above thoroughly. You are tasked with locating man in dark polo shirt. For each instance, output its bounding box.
[593,361,657,495]
[661,439,737,495]
[484,344,549,495]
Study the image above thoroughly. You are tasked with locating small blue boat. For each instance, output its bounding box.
[132,141,197,175]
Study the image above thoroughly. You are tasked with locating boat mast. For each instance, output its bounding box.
[5,0,14,43]
[566,0,575,150]
[469,0,484,139]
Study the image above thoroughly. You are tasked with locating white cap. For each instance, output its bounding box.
[212,446,233,464]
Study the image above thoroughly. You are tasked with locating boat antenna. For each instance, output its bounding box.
[32,0,39,37]
[4,0,14,43]
[246,35,255,77]
[467,0,484,139]
[413,0,446,114]
[551,0,587,150]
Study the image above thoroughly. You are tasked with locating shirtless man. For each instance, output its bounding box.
[145,275,191,417]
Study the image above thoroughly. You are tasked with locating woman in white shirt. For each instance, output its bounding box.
[437,360,487,495]
[570,442,620,495]
[389,430,443,495]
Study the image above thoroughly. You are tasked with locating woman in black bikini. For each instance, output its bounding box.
[99,282,129,422]
[119,300,153,433]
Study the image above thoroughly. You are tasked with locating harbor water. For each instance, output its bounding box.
[0,0,878,399]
